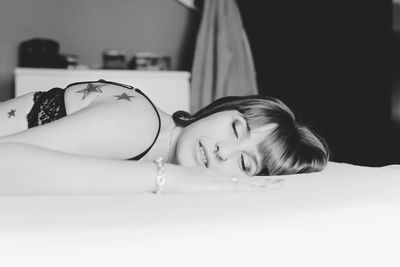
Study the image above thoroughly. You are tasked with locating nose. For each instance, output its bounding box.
[214,141,239,161]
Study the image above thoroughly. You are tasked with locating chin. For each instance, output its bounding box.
[176,155,192,167]
[175,150,196,168]
[175,140,196,167]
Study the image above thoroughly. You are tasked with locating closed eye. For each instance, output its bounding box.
[240,154,251,175]
[240,154,246,171]
[232,120,239,138]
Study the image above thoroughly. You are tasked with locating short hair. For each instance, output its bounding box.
[172,95,330,176]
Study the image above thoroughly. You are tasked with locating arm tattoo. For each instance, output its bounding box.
[7,109,16,118]
[76,83,107,100]
[114,93,135,102]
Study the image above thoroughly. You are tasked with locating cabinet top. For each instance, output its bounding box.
[15,68,191,79]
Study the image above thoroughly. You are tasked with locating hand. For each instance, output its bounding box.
[162,164,278,194]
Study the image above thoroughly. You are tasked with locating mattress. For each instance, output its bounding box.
[1,162,399,267]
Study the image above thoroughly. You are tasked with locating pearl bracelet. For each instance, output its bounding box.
[153,157,166,194]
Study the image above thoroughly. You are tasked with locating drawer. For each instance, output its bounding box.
[15,68,191,114]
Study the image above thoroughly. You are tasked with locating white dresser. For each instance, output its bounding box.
[14,68,191,114]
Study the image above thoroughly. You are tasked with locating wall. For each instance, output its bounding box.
[237,0,394,166]
[393,4,400,161]
[0,0,199,101]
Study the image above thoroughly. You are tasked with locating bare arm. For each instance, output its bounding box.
[0,143,269,195]
[0,93,159,159]
[0,143,157,194]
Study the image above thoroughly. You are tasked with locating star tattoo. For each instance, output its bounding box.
[7,109,16,118]
[114,93,135,101]
[76,83,107,100]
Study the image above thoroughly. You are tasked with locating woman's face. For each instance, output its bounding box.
[175,110,275,177]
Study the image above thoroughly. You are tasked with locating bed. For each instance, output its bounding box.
[1,161,399,267]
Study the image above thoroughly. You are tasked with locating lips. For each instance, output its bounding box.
[198,141,209,168]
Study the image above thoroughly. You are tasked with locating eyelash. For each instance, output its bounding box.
[240,154,247,173]
[232,119,248,173]
[232,120,239,138]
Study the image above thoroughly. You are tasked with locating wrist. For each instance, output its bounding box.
[153,157,166,194]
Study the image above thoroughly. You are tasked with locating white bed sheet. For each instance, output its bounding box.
[0,162,399,267]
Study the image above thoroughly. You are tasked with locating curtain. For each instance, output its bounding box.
[190,0,258,112]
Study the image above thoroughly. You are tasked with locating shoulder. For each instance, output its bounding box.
[64,81,156,115]
[64,82,161,158]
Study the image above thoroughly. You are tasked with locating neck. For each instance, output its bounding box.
[168,125,182,164]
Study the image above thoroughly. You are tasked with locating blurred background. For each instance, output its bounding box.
[0,0,200,100]
[0,0,397,166]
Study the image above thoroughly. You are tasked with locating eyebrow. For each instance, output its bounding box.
[240,114,251,134]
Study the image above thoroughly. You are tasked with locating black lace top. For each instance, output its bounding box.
[26,87,66,128]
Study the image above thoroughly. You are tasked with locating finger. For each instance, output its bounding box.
[184,174,284,193]
[230,176,285,192]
